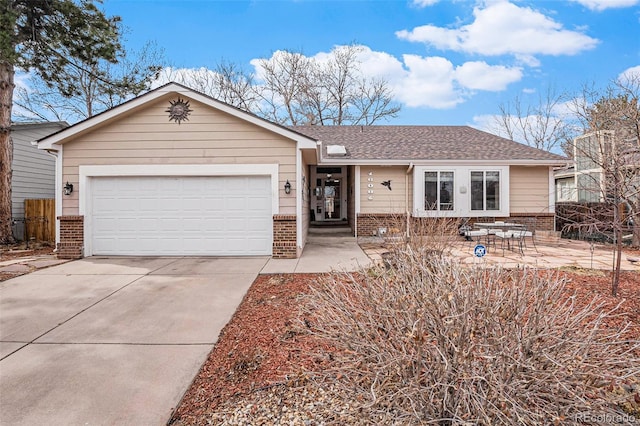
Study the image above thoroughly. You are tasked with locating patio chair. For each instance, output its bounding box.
[494,229,513,256]
[508,224,528,255]
[465,228,489,247]
[495,226,526,256]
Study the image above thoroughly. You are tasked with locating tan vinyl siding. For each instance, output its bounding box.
[359,166,408,214]
[510,166,551,213]
[61,97,297,215]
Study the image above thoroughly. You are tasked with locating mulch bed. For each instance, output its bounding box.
[169,268,640,425]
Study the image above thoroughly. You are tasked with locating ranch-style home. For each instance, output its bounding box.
[36,82,567,259]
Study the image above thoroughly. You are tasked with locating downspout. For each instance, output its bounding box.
[43,146,62,250]
[406,162,414,237]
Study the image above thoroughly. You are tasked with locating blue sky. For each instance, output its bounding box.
[49,0,640,128]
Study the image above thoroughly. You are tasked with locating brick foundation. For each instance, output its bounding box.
[357,213,407,237]
[357,213,555,237]
[57,215,84,259]
[506,213,555,231]
[273,214,297,259]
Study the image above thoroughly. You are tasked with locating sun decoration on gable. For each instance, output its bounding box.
[166,97,192,124]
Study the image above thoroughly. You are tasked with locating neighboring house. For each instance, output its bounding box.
[554,165,577,202]
[36,83,567,259]
[10,121,68,240]
[571,130,639,203]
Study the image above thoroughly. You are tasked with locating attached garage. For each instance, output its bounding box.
[88,175,272,256]
[37,83,318,259]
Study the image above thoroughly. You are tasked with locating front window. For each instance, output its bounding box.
[471,171,500,211]
[413,165,508,217]
[425,171,454,211]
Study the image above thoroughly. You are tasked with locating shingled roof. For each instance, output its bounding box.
[290,125,567,163]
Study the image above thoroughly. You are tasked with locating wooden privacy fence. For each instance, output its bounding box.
[24,199,55,242]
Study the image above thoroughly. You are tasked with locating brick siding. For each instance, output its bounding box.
[357,213,407,237]
[357,213,554,237]
[273,214,298,259]
[57,215,84,259]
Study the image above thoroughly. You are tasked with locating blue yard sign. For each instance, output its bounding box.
[474,244,487,258]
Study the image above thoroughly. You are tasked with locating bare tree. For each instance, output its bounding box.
[14,41,164,123]
[493,85,577,154]
[254,50,311,125]
[162,60,259,113]
[562,76,640,296]
[169,45,401,126]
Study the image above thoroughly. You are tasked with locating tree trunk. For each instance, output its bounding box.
[612,227,622,297]
[0,60,15,245]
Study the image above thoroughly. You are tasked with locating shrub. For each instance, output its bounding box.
[303,244,640,425]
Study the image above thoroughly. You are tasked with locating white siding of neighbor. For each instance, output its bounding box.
[11,122,66,238]
[60,96,297,216]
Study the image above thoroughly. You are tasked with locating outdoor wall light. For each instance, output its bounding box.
[284,180,291,194]
[63,181,74,195]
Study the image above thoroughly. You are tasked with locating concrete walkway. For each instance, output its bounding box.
[262,232,372,273]
[0,256,268,426]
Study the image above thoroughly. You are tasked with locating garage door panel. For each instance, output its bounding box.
[90,176,273,256]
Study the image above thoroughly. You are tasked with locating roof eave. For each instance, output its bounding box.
[37,82,317,150]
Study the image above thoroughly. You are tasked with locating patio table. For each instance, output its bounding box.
[474,222,526,254]
[473,222,524,231]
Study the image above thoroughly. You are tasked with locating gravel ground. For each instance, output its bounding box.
[201,382,367,426]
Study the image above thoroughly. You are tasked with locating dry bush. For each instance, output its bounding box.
[303,243,640,425]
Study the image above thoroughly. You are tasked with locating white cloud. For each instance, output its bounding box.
[569,0,639,11]
[471,114,507,136]
[160,45,524,112]
[455,61,522,91]
[249,45,524,110]
[396,55,462,108]
[411,0,440,7]
[396,1,599,58]
[618,65,640,84]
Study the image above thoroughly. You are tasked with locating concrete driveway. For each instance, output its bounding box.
[0,256,268,426]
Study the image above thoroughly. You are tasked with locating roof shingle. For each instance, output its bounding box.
[290,125,567,163]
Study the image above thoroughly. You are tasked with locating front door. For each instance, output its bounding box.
[322,177,341,219]
[311,166,346,221]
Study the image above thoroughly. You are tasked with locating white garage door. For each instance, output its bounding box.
[90,176,272,256]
